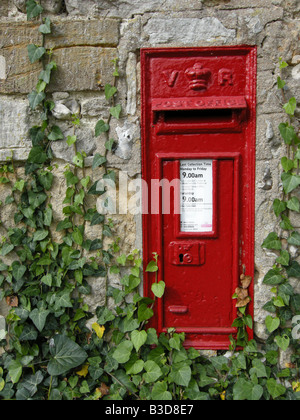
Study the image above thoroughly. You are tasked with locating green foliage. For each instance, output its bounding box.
[0,10,299,400]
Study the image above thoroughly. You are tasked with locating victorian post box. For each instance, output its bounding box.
[141,47,257,349]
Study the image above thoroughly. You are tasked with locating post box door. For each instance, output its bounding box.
[162,157,239,349]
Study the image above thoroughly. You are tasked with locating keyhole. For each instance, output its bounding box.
[179,254,184,263]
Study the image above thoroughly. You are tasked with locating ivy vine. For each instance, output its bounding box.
[0,1,300,400]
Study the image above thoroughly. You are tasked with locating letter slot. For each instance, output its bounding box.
[141,47,257,350]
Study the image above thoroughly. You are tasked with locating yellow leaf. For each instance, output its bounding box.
[292,381,300,392]
[76,364,89,377]
[220,391,226,401]
[92,323,105,339]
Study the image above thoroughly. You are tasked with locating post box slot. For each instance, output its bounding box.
[163,109,233,125]
[153,109,245,134]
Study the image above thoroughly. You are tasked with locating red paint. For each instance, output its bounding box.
[141,47,257,350]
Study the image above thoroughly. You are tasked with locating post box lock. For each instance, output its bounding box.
[169,241,205,266]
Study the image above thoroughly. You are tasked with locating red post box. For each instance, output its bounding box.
[141,47,257,349]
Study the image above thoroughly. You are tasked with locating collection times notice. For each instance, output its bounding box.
[180,160,213,233]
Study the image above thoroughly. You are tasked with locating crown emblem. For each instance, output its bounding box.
[185,63,212,91]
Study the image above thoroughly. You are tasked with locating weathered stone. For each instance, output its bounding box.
[0,97,30,149]
[14,0,63,14]
[49,47,117,92]
[52,98,80,120]
[81,95,108,118]
[64,0,203,18]
[126,52,137,116]
[144,17,236,45]
[51,126,96,162]
[0,0,10,17]
[0,56,6,80]
[46,19,120,49]
[0,19,119,93]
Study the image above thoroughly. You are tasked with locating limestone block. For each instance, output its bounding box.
[0,0,10,17]
[0,20,119,94]
[13,0,63,14]
[81,95,108,118]
[51,125,96,162]
[144,17,236,45]
[0,97,30,149]
[50,47,117,92]
[126,52,137,116]
[64,0,176,17]
[46,19,120,49]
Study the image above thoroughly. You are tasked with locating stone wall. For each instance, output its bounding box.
[0,0,300,344]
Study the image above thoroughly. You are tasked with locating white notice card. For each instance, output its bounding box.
[180,160,213,233]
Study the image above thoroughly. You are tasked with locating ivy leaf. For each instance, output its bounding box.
[151,281,165,298]
[26,0,43,20]
[250,359,267,378]
[143,360,163,383]
[28,190,47,209]
[266,378,286,399]
[281,157,295,172]
[66,135,77,146]
[41,274,52,287]
[33,229,49,242]
[113,341,133,364]
[277,77,286,89]
[73,153,84,168]
[28,91,46,110]
[283,97,297,116]
[233,379,252,400]
[12,262,26,282]
[131,330,147,352]
[48,335,88,376]
[286,261,300,278]
[39,17,52,34]
[279,123,298,145]
[92,154,107,169]
[105,139,115,151]
[146,260,159,272]
[169,363,192,387]
[29,307,50,332]
[276,250,290,266]
[275,334,290,352]
[105,84,117,100]
[273,199,287,218]
[39,61,57,84]
[263,269,284,285]
[282,172,300,194]
[27,44,46,64]
[110,104,122,120]
[1,243,14,257]
[138,303,153,323]
[265,316,280,333]
[95,120,109,137]
[261,232,282,250]
[15,371,44,400]
[151,382,172,401]
[8,360,23,384]
[287,196,300,212]
[288,231,300,246]
[48,126,64,142]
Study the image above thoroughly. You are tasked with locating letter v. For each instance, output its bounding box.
[163,70,179,87]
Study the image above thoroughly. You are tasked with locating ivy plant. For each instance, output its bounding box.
[0,3,299,400]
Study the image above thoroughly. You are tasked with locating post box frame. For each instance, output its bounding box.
[141,46,257,350]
